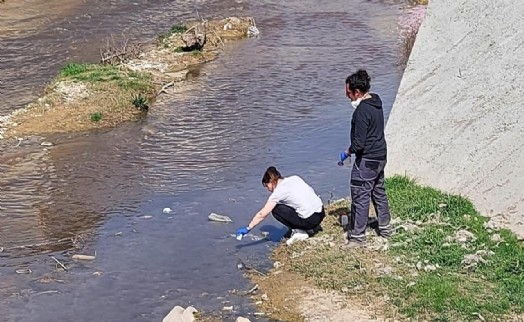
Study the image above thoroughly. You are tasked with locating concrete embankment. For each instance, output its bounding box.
[386,0,524,238]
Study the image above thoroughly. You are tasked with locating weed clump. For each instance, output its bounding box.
[132,94,149,111]
[90,112,102,122]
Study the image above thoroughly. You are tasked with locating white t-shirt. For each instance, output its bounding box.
[268,175,323,219]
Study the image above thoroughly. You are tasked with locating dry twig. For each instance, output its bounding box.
[51,256,68,271]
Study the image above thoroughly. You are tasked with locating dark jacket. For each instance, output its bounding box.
[349,93,387,160]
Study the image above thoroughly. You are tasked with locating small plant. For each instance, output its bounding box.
[90,112,102,122]
[170,25,187,34]
[60,63,89,77]
[174,47,185,53]
[132,94,149,111]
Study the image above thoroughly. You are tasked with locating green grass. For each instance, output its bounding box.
[59,63,153,92]
[157,24,188,47]
[132,93,149,111]
[280,176,524,321]
[90,112,102,122]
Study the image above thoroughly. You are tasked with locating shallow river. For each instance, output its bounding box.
[0,0,406,320]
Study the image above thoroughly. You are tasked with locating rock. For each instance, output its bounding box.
[416,261,422,270]
[236,318,251,322]
[424,264,437,272]
[72,254,95,260]
[162,305,185,322]
[163,208,172,214]
[40,142,53,146]
[261,293,269,301]
[162,306,198,322]
[222,306,233,311]
[208,213,233,223]
[273,261,282,269]
[490,234,502,242]
[182,306,198,322]
[450,229,476,243]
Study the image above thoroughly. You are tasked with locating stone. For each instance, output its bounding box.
[222,306,233,311]
[163,208,173,214]
[273,261,282,269]
[261,293,269,301]
[182,306,198,322]
[236,318,251,322]
[40,142,53,146]
[490,234,502,242]
[451,229,476,243]
[208,213,233,223]
[162,305,185,322]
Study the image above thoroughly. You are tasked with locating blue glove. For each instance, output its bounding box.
[236,226,250,238]
[338,151,349,166]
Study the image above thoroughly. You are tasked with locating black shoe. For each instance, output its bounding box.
[284,228,293,239]
[307,225,323,236]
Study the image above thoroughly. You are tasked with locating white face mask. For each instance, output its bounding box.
[351,97,363,109]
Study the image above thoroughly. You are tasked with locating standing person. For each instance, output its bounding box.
[340,69,392,247]
[236,166,325,246]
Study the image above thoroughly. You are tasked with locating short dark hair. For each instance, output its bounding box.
[262,166,282,186]
[345,69,371,93]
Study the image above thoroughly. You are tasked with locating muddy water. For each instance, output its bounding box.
[0,0,405,321]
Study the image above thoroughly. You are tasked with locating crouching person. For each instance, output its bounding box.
[236,166,325,245]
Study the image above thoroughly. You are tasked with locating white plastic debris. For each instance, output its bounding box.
[208,212,233,223]
[163,208,172,214]
[247,26,260,37]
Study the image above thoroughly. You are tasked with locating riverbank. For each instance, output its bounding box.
[0,16,256,139]
[249,176,524,321]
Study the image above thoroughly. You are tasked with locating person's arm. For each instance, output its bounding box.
[348,109,369,155]
[247,200,276,230]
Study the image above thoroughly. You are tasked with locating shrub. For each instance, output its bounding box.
[132,94,149,111]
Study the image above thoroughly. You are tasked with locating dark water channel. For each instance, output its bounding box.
[0,0,405,321]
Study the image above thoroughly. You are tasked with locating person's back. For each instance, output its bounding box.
[350,93,387,160]
[270,175,323,219]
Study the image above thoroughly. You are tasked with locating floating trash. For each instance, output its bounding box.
[16,268,32,274]
[72,254,95,261]
[208,212,232,223]
[162,208,172,214]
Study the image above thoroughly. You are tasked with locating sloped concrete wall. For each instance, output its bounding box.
[386,0,524,237]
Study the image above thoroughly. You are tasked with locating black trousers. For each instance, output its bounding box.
[272,204,325,230]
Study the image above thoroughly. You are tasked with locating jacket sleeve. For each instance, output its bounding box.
[349,109,369,155]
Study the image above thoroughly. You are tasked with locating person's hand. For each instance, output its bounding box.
[236,226,250,237]
[338,150,349,166]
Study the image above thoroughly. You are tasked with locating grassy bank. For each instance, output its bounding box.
[253,176,524,321]
[2,17,254,138]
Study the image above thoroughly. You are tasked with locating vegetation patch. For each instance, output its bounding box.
[252,176,524,321]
